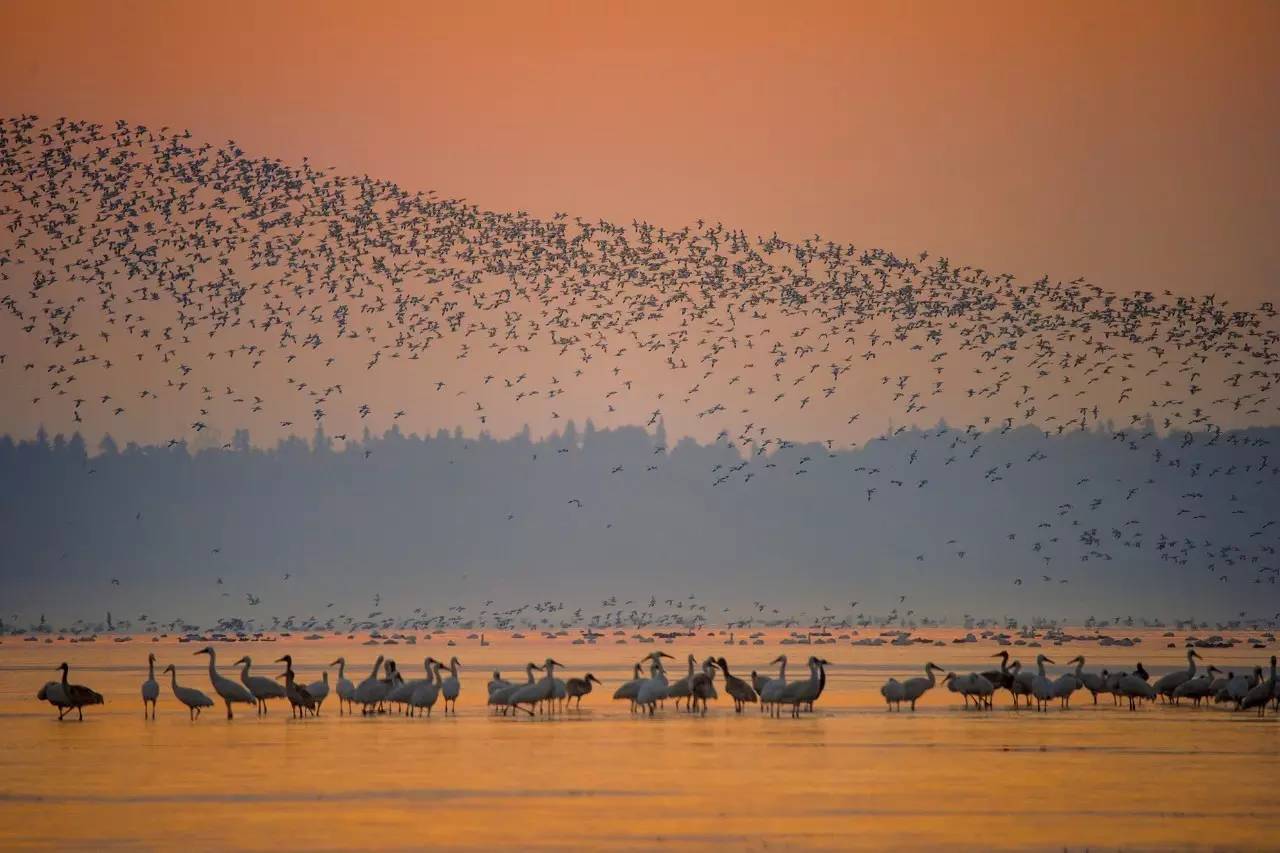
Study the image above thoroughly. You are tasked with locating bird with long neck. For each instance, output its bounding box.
[56,662,104,721]
[194,646,255,719]
[141,653,159,719]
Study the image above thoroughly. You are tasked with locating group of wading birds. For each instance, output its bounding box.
[36,646,1280,722]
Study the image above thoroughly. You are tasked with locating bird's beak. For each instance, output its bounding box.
[274,656,287,663]
[658,652,674,659]
[589,675,602,685]
[1045,658,1055,665]
[552,660,565,667]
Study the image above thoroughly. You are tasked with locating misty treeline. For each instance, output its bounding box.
[1,419,1277,629]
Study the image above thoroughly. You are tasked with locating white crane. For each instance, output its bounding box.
[612,663,645,713]
[880,677,905,711]
[392,658,436,713]
[331,658,356,715]
[490,662,540,715]
[666,654,698,711]
[779,656,828,717]
[1078,664,1110,704]
[636,651,674,716]
[1008,661,1032,707]
[1172,666,1220,707]
[441,656,461,714]
[409,659,444,717]
[512,657,565,715]
[1240,656,1277,717]
[1117,665,1156,711]
[947,672,994,708]
[899,662,944,711]
[1030,655,1057,712]
[233,655,286,715]
[194,647,256,719]
[306,671,330,714]
[487,670,511,697]
[1153,649,1201,702]
[759,655,789,715]
[163,664,213,720]
[1051,656,1085,709]
[141,653,160,719]
[37,680,72,719]
[354,655,390,714]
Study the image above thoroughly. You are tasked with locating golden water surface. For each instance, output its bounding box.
[2,630,1277,851]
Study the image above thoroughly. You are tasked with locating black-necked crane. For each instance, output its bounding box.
[54,662,104,721]
[565,673,603,709]
[714,657,758,712]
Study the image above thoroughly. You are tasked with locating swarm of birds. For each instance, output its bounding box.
[1,114,1279,625]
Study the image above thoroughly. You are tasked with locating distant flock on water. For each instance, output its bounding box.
[35,645,1280,722]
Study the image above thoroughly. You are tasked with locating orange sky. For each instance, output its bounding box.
[4,0,1277,304]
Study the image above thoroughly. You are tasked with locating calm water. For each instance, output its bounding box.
[3,630,1277,850]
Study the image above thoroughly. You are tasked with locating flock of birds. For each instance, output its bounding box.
[885,649,1280,716]
[2,114,1280,628]
[37,648,1280,722]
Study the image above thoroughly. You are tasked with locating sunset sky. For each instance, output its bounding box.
[4,0,1276,304]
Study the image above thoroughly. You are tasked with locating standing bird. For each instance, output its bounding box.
[666,654,698,711]
[234,656,286,715]
[1117,665,1157,711]
[54,662,104,721]
[194,647,256,719]
[354,655,390,714]
[636,651,674,716]
[440,657,462,714]
[141,653,160,719]
[565,673,603,710]
[487,670,511,697]
[331,658,356,715]
[1078,664,1110,704]
[1173,666,1220,707]
[275,655,316,718]
[1240,656,1277,717]
[714,657,758,712]
[409,659,444,717]
[1052,657,1085,708]
[1030,655,1057,712]
[612,663,645,713]
[1153,650,1201,702]
[37,680,72,719]
[759,655,789,714]
[880,678,905,711]
[687,657,719,715]
[490,663,540,715]
[779,656,828,717]
[306,671,330,714]
[899,662,944,711]
[163,664,213,720]
[980,651,1016,696]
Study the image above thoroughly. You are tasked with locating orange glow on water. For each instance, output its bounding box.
[3,630,1277,849]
